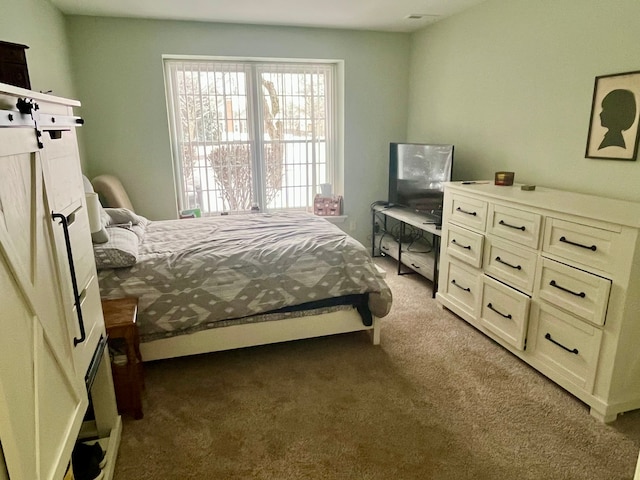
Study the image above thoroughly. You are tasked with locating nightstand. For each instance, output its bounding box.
[101,297,144,419]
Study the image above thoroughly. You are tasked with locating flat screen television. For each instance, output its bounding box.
[388,142,454,218]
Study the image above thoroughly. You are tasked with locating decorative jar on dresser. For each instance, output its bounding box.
[437,181,640,422]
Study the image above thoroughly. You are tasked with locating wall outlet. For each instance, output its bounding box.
[349,220,357,231]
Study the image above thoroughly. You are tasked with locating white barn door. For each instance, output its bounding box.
[0,128,87,479]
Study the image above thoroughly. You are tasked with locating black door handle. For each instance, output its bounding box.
[549,280,586,298]
[52,212,86,346]
[559,236,597,251]
[495,256,522,270]
[451,239,471,250]
[544,333,579,355]
[499,219,525,231]
[487,302,512,319]
[456,207,477,216]
[451,279,471,292]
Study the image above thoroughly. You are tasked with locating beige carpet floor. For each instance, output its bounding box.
[114,256,640,479]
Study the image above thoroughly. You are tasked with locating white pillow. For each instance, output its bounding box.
[104,208,145,226]
[102,208,149,243]
[91,228,110,244]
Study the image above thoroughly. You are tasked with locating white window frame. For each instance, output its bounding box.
[163,55,344,215]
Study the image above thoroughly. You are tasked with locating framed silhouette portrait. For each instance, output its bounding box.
[586,70,640,160]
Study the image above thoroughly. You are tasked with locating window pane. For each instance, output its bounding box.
[259,64,332,210]
[166,59,335,214]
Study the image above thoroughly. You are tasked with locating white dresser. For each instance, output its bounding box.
[437,181,640,422]
[0,83,121,479]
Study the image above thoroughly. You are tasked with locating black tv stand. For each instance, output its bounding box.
[370,203,442,298]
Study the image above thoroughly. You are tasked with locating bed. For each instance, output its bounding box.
[92,203,392,362]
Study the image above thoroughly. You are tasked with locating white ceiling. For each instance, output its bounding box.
[49,0,486,33]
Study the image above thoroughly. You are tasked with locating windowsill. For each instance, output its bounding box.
[197,210,347,223]
[315,215,347,223]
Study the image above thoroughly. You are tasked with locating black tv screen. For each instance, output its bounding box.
[388,143,454,214]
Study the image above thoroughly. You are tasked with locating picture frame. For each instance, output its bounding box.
[585,70,640,161]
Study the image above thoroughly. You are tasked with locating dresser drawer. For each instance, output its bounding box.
[441,260,482,318]
[377,233,399,259]
[528,302,602,393]
[480,275,530,350]
[401,250,434,278]
[542,218,618,274]
[449,194,488,232]
[445,223,484,268]
[483,237,538,294]
[488,204,541,249]
[535,257,611,326]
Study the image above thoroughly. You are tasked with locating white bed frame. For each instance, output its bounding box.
[140,308,381,361]
[92,176,387,363]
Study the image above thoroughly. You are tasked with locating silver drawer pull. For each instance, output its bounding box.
[487,302,512,319]
[545,333,579,355]
[495,256,521,270]
[456,207,477,216]
[559,236,597,251]
[451,279,471,292]
[451,239,471,250]
[499,219,525,231]
[549,280,586,298]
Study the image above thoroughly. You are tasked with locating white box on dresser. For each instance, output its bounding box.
[436,181,640,422]
[0,82,121,479]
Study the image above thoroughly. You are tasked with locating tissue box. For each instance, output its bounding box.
[180,208,201,219]
[314,195,343,216]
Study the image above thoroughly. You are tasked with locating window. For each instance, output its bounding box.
[164,58,339,214]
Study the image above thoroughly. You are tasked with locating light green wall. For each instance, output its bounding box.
[408,0,640,201]
[1,0,84,168]
[1,0,75,98]
[14,0,638,237]
[65,16,410,243]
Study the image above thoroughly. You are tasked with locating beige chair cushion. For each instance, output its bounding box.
[91,174,135,212]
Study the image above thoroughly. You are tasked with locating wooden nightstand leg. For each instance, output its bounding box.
[133,329,144,389]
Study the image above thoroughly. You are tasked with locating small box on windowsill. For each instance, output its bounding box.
[314,194,343,216]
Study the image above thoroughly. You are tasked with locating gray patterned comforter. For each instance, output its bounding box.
[98,212,392,342]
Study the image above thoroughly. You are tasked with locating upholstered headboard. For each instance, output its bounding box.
[91,174,135,212]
